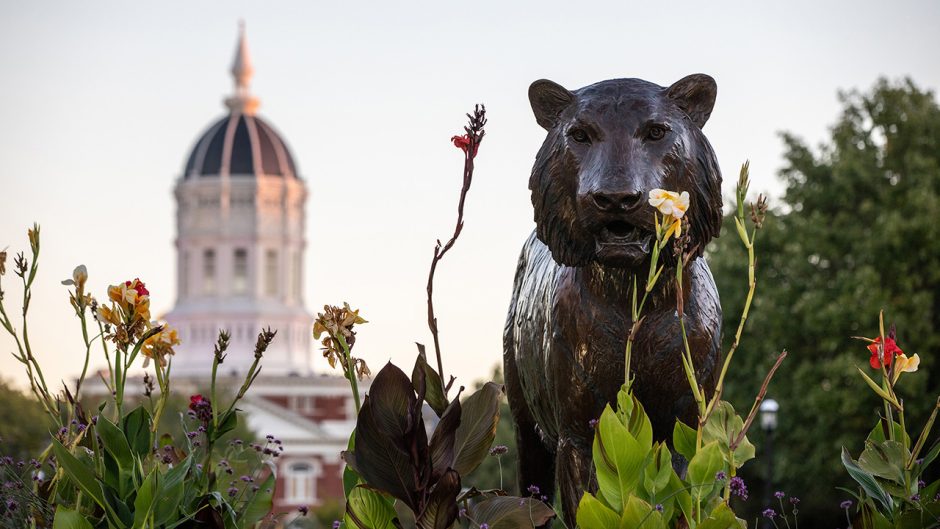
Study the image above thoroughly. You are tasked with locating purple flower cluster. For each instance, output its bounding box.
[729,476,748,500]
[0,451,54,523]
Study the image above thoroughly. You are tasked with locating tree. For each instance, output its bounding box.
[0,378,49,460]
[708,78,940,524]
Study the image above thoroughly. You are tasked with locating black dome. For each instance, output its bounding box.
[184,113,298,178]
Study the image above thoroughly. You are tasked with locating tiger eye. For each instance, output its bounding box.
[569,128,590,144]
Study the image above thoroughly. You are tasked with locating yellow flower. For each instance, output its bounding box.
[649,189,690,240]
[313,303,368,377]
[134,296,151,322]
[648,189,690,219]
[142,324,181,367]
[61,265,88,290]
[892,353,920,383]
[108,283,137,305]
[96,305,121,326]
[27,224,39,254]
[313,303,367,340]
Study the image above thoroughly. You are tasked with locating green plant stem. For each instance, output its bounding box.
[498,455,504,491]
[116,326,161,417]
[778,497,792,529]
[337,334,362,412]
[96,319,115,389]
[898,405,907,449]
[151,362,170,433]
[210,355,220,429]
[624,218,666,387]
[675,256,705,453]
[219,351,263,422]
[884,392,895,443]
[678,321,703,412]
[908,398,940,468]
[0,296,56,420]
[625,280,655,388]
[113,346,124,418]
[74,307,95,401]
[20,267,55,417]
[706,221,756,420]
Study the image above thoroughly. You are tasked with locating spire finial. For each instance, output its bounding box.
[225,21,260,114]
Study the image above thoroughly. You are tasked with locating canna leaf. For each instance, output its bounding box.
[842,446,894,515]
[344,486,399,529]
[577,493,620,529]
[416,469,461,529]
[452,382,502,476]
[52,507,94,529]
[470,495,555,529]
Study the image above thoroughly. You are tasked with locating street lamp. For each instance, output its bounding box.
[760,398,779,432]
[761,398,779,529]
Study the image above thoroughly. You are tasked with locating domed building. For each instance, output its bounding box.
[163,25,364,516]
[167,26,310,378]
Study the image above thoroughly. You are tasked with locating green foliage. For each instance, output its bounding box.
[52,508,94,529]
[344,486,399,529]
[579,385,754,529]
[0,226,283,528]
[148,392,257,450]
[47,399,278,528]
[708,77,940,523]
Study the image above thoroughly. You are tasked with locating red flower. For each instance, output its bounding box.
[868,336,904,369]
[451,134,479,156]
[189,394,207,410]
[125,278,149,297]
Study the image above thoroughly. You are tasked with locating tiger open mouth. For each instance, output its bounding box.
[594,220,653,264]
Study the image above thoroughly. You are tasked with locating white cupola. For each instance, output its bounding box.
[165,24,312,377]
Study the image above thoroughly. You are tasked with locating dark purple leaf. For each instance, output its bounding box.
[428,393,461,482]
[416,470,461,529]
[413,347,448,417]
[453,382,503,475]
[352,362,429,512]
[471,496,556,529]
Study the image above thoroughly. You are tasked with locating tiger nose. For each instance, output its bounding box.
[589,190,643,212]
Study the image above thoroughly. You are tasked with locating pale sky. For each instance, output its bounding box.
[1,1,938,392]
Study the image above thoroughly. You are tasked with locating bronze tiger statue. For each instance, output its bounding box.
[503,74,724,527]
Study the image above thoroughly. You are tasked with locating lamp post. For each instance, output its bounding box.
[761,398,779,528]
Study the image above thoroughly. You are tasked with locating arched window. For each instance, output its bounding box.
[233,248,248,294]
[203,249,216,295]
[265,249,278,297]
[291,251,302,301]
[180,251,190,297]
[285,461,318,504]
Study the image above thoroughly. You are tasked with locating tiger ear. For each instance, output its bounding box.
[529,79,575,130]
[667,74,717,128]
